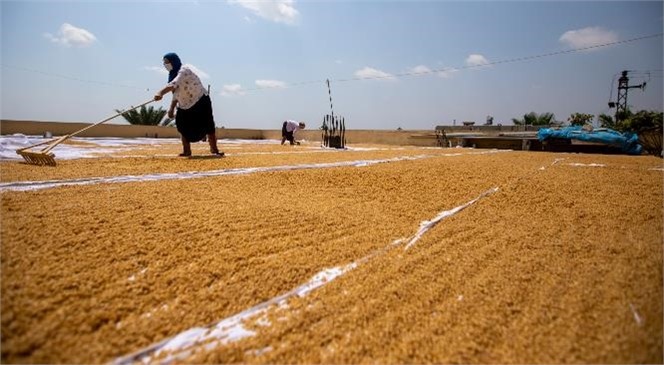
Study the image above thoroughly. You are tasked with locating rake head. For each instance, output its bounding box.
[16,150,57,166]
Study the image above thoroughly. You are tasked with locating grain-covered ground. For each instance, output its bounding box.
[1,138,662,364]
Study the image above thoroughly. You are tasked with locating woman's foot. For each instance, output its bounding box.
[180,137,192,157]
[211,150,225,157]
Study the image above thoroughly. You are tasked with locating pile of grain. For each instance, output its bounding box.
[1,142,661,363]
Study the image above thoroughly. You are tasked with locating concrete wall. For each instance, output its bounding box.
[435,124,544,133]
[1,120,446,147]
[1,120,182,138]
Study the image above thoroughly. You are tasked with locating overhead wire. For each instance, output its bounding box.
[0,64,150,91]
[1,33,662,93]
[244,33,664,91]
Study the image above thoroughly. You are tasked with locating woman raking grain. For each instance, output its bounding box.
[154,52,223,157]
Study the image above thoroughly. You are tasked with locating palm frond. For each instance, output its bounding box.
[117,106,167,126]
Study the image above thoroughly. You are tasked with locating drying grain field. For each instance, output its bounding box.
[1,138,662,364]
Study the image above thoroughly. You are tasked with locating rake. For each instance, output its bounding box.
[16,99,155,166]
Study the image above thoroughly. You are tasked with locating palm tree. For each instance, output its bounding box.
[568,113,594,126]
[622,110,663,133]
[116,105,167,126]
[598,108,636,131]
[598,113,618,129]
[600,110,662,156]
[624,110,663,157]
[512,112,556,126]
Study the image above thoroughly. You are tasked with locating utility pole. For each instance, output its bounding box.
[610,70,646,122]
[326,79,334,118]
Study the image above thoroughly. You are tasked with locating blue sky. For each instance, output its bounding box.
[1,0,662,130]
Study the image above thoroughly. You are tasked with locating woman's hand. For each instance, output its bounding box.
[168,107,175,119]
[154,85,174,101]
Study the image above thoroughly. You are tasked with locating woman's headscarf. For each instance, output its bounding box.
[163,52,182,82]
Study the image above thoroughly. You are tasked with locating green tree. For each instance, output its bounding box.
[116,105,167,126]
[598,109,659,132]
[624,110,663,157]
[598,113,618,129]
[602,109,662,157]
[621,110,663,133]
[512,112,556,126]
[568,113,594,126]
[598,108,633,130]
[615,108,634,125]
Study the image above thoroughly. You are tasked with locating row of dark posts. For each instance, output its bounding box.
[435,129,449,147]
[321,114,346,149]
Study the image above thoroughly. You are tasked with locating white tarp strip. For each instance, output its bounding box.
[404,187,499,250]
[1,150,505,193]
[0,155,433,192]
[112,188,499,365]
[567,163,606,167]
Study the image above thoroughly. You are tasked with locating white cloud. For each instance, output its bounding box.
[408,65,432,74]
[408,65,457,79]
[465,54,490,67]
[220,84,246,96]
[436,67,457,78]
[255,79,287,88]
[559,26,618,49]
[354,67,396,81]
[228,0,299,25]
[44,23,97,47]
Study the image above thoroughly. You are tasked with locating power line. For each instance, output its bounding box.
[0,64,150,91]
[2,33,662,93]
[244,32,663,91]
[333,33,664,83]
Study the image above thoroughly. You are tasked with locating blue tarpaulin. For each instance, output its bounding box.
[537,126,642,155]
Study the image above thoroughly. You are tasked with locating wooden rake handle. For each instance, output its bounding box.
[41,99,155,154]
